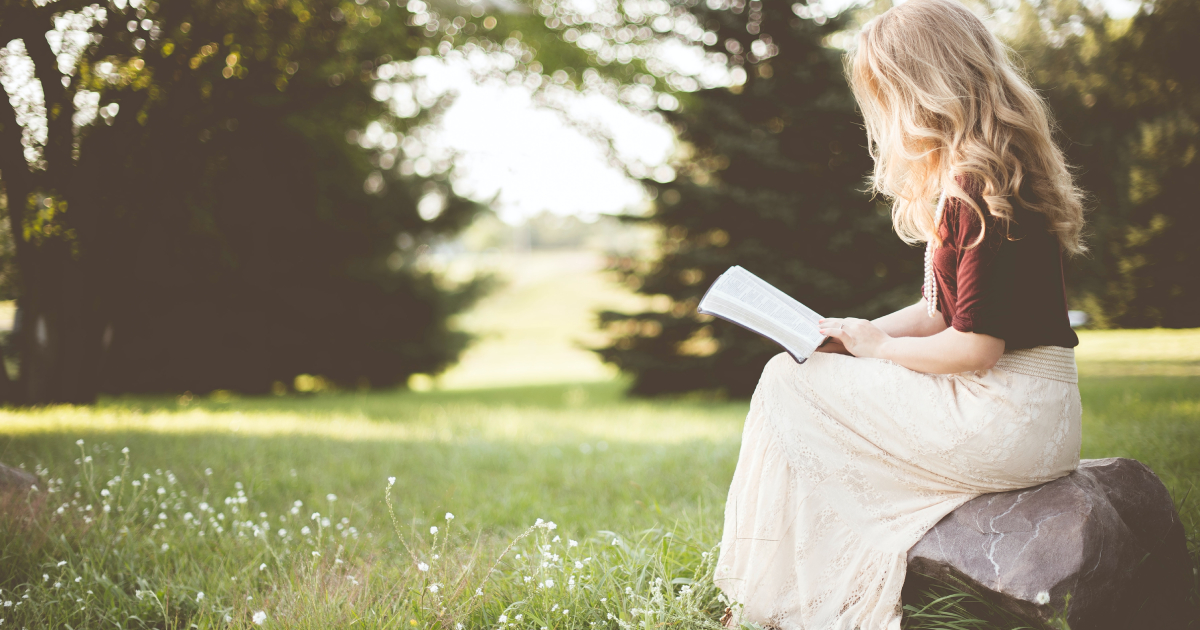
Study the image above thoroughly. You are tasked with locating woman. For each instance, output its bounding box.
[713,1,1087,628]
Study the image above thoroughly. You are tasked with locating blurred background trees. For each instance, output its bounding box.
[596,0,917,396]
[1,0,1195,402]
[0,0,499,403]
[596,0,1200,395]
[1012,0,1200,329]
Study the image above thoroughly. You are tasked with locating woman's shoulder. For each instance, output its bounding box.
[945,174,1047,243]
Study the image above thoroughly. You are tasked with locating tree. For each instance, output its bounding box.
[0,0,487,401]
[1009,0,1200,327]
[595,0,921,396]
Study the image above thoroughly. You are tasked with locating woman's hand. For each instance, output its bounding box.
[818,318,893,359]
[814,337,852,355]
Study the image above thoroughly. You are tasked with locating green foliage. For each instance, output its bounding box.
[0,0,509,398]
[596,0,920,396]
[1011,0,1200,328]
[901,584,1036,630]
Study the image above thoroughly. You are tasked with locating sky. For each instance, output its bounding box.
[420,66,676,224]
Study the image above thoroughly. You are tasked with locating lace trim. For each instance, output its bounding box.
[993,346,1077,384]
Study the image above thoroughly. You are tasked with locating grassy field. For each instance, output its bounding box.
[0,253,1198,628]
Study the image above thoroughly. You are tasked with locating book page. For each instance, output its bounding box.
[697,266,826,362]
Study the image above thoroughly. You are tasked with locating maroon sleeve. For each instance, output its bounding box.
[946,196,1003,335]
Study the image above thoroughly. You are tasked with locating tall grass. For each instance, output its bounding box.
[1,442,727,629]
[2,328,1198,628]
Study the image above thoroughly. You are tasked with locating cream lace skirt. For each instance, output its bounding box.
[715,347,1082,630]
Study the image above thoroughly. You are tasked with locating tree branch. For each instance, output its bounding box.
[0,59,34,292]
[20,12,77,187]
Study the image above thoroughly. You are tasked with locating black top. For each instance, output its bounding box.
[929,182,1079,350]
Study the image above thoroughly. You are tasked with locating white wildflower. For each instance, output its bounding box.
[445,512,454,521]
[387,477,396,486]
[57,561,67,567]
[196,592,204,602]
[259,563,267,571]
[498,615,507,623]
[417,562,429,572]
[430,526,438,535]
[429,583,439,593]
[1035,591,1050,605]
[76,439,84,445]
[568,539,578,547]
[326,494,337,502]
[252,610,266,625]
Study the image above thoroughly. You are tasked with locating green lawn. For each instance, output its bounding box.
[0,253,1197,628]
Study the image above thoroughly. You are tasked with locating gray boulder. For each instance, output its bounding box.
[905,458,1194,629]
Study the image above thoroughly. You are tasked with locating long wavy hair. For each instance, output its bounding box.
[846,0,1085,254]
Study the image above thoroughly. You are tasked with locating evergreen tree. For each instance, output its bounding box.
[1011,0,1200,328]
[596,0,920,396]
[0,0,493,400]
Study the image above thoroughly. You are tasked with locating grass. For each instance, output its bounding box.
[0,254,1197,628]
[0,381,742,629]
[2,354,1198,628]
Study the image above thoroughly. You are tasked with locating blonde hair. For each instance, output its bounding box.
[846,0,1085,254]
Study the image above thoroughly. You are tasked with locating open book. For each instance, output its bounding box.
[697,266,827,364]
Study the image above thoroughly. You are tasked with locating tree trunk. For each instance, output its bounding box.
[17,245,103,404]
[0,4,106,405]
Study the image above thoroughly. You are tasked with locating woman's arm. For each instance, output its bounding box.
[816,299,948,355]
[872,300,949,338]
[818,317,1004,374]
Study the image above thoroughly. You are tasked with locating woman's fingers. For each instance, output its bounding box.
[818,318,847,331]
[819,326,852,345]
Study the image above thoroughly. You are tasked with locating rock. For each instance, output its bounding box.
[0,461,38,494]
[905,458,1193,630]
